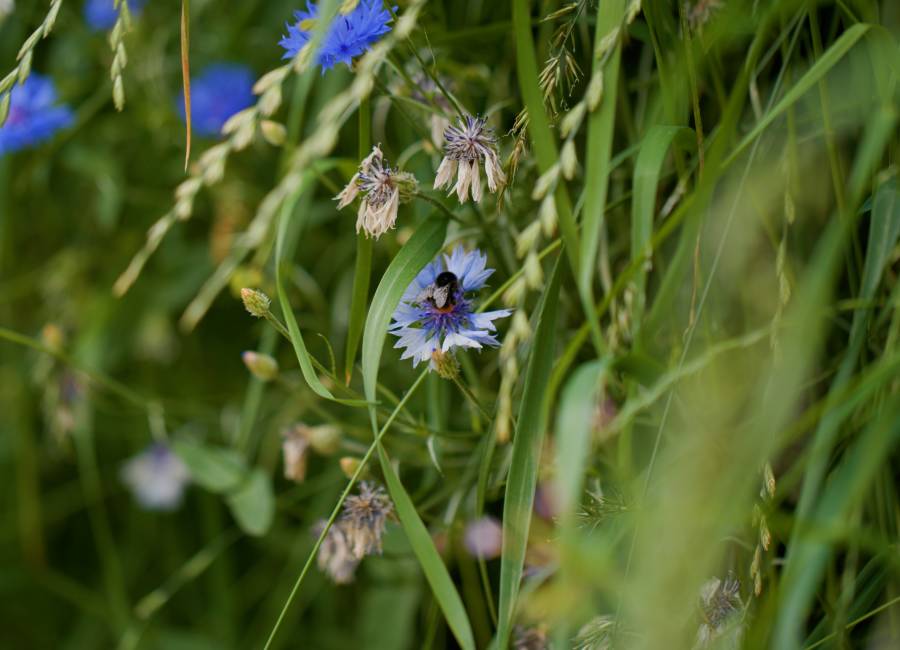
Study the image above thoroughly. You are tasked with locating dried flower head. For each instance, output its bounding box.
[513,625,549,650]
[696,575,743,648]
[313,519,360,584]
[434,115,506,203]
[281,427,311,482]
[685,0,722,32]
[341,481,394,559]
[336,145,417,239]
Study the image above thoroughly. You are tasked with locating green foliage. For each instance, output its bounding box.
[1,1,900,649]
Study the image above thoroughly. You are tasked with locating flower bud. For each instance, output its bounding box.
[339,457,361,479]
[242,351,279,381]
[240,288,271,318]
[431,349,460,380]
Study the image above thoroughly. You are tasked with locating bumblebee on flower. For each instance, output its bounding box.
[336,145,417,239]
[390,246,512,371]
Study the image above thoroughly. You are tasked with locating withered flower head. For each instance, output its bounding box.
[434,114,506,203]
[341,481,395,559]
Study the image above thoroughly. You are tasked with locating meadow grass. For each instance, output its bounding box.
[1,0,899,648]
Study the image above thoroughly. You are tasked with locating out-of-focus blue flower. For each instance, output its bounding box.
[120,443,190,511]
[279,1,394,71]
[83,0,146,32]
[0,74,74,155]
[390,246,512,369]
[177,64,255,137]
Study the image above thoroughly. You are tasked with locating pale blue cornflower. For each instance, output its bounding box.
[279,1,394,71]
[390,246,512,369]
[83,0,146,32]
[0,74,74,155]
[177,64,255,137]
[120,443,190,511]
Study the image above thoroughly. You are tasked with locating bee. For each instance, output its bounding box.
[416,271,460,312]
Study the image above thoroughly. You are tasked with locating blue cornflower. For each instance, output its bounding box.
[177,64,256,137]
[279,1,394,71]
[83,0,146,32]
[390,246,512,369]
[0,74,74,155]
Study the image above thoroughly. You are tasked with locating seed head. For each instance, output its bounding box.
[341,481,395,559]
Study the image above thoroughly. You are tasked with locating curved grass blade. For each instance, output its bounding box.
[376,445,476,650]
[180,0,191,170]
[496,253,563,649]
[630,126,695,327]
[724,23,874,168]
[555,358,611,522]
[358,214,475,649]
[773,400,900,650]
[579,0,626,349]
[274,180,366,405]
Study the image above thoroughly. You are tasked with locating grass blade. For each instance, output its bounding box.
[630,125,695,326]
[358,214,475,649]
[496,253,563,648]
[376,445,476,650]
[579,0,626,342]
[555,358,611,522]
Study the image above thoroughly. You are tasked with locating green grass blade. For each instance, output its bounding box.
[376,444,476,650]
[358,214,474,648]
[555,359,611,522]
[496,253,563,649]
[725,23,874,167]
[274,177,364,404]
[630,125,695,325]
[579,0,625,332]
[773,400,900,650]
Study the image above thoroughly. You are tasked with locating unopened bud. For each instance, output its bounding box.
[339,457,361,479]
[240,288,271,318]
[306,424,342,455]
[242,351,279,381]
[431,349,460,380]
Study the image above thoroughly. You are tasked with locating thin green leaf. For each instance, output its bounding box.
[555,358,611,521]
[630,126,695,325]
[773,400,900,650]
[725,23,873,168]
[579,0,626,343]
[496,253,563,649]
[377,445,475,650]
[274,182,365,405]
